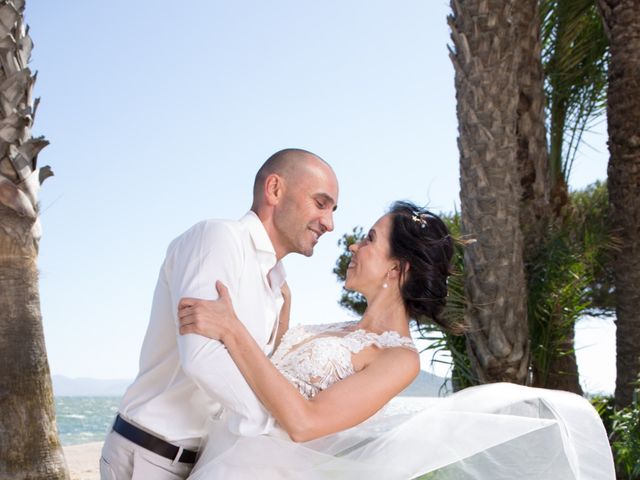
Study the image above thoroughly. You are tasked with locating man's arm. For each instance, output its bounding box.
[168,221,273,435]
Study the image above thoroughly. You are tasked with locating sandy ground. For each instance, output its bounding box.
[63,442,102,480]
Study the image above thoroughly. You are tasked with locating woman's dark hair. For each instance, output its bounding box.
[388,201,462,334]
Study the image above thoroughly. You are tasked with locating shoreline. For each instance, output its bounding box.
[63,441,102,480]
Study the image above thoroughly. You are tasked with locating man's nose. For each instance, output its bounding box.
[321,211,334,233]
[348,243,358,253]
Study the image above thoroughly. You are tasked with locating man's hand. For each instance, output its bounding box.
[178,281,238,341]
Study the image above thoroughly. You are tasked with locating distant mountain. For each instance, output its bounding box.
[52,375,132,397]
[399,370,450,397]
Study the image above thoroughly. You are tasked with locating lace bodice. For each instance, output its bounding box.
[270,321,416,399]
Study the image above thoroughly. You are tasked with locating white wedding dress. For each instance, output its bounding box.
[188,321,615,479]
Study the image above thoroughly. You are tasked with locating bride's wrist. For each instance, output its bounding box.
[220,314,240,344]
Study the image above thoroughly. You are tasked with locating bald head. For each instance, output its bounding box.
[251,148,339,258]
[252,148,333,207]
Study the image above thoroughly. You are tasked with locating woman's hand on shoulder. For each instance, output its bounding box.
[178,281,238,341]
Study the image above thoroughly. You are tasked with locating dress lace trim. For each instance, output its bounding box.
[271,321,416,399]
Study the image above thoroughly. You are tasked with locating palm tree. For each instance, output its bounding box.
[524,0,608,395]
[0,1,68,478]
[498,0,608,394]
[448,0,608,390]
[542,0,608,212]
[512,0,576,392]
[597,0,640,409]
[449,0,530,384]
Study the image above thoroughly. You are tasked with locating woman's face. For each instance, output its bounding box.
[345,214,395,295]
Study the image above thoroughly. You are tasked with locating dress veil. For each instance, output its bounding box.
[188,383,615,479]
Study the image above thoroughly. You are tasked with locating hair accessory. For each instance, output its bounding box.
[411,213,428,228]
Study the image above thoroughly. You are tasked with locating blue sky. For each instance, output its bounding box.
[25,1,611,390]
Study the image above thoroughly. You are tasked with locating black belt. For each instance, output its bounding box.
[113,414,198,464]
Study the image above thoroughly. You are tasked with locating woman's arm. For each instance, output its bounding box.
[178,281,420,442]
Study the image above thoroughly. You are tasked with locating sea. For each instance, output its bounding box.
[55,396,120,446]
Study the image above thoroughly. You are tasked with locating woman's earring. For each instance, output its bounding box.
[382,272,389,289]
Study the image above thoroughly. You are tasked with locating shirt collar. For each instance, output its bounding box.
[239,211,286,287]
[240,211,277,256]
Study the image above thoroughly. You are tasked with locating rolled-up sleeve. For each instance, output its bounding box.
[167,221,273,436]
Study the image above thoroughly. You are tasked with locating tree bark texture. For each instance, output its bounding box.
[598,0,640,408]
[0,0,68,477]
[514,0,552,233]
[449,0,530,384]
[0,217,68,479]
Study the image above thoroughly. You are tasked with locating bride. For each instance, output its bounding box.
[178,201,615,479]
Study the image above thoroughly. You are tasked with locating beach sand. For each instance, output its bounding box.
[63,442,102,480]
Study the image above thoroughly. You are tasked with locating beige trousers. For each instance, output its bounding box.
[100,430,195,480]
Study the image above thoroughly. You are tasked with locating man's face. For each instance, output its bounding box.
[273,163,339,257]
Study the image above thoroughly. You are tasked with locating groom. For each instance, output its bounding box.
[100,149,339,479]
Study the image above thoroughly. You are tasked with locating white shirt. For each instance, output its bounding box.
[118,212,285,447]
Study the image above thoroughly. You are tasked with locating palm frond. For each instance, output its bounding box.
[528,182,616,385]
[541,0,609,184]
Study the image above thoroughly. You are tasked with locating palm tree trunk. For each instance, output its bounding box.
[514,0,582,395]
[597,0,640,408]
[0,220,68,479]
[0,1,68,477]
[449,0,530,384]
[514,0,551,231]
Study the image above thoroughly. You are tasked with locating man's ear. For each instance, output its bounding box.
[264,174,284,206]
